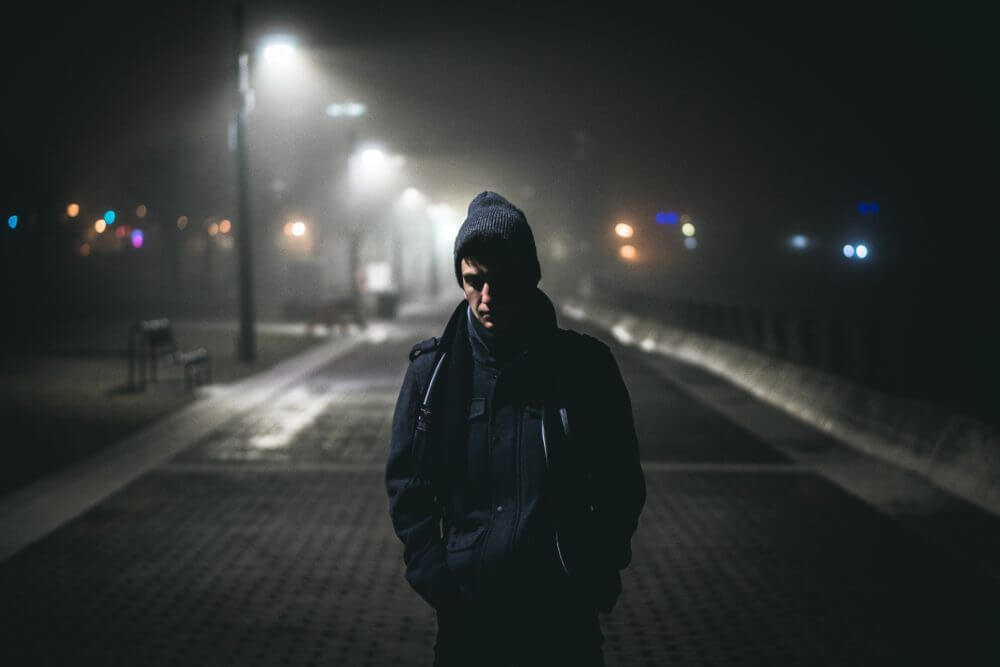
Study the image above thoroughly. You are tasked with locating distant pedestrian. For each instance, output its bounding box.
[386,191,645,666]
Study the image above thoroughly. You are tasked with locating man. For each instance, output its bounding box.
[385,191,645,666]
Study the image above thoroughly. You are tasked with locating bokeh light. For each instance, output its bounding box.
[79,243,91,257]
[291,221,306,237]
[684,237,698,250]
[131,229,144,249]
[95,219,107,233]
[619,244,637,260]
[326,101,367,117]
[842,244,855,258]
[104,209,116,224]
[790,234,808,249]
[7,215,17,229]
[856,244,869,259]
[136,204,147,219]
[176,215,188,230]
[656,211,679,225]
[66,203,80,218]
[614,222,634,239]
[681,222,696,237]
[207,222,219,236]
[219,219,232,234]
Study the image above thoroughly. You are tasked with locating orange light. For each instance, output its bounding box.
[219,219,231,234]
[207,222,219,237]
[66,203,80,218]
[136,204,147,219]
[94,219,107,233]
[80,243,91,257]
[619,244,637,261]
[614,222,634,239]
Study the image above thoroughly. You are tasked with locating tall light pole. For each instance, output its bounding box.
[234,3,256,361]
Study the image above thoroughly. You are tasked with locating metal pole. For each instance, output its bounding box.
[234,2,256,361]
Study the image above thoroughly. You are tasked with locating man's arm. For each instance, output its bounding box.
[596,343,646,569]
[385,361,463,610]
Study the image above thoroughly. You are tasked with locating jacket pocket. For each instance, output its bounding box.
[468,397,486,420]
[446,524,486,552]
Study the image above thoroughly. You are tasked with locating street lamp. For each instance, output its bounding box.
[232,8,298,362]
[233,3,257,361]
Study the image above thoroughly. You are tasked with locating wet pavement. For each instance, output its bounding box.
[2,308,999,666]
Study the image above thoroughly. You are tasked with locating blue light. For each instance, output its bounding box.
[684,237,698,250]
[858,202,880,216]
[6,215,16,229]
[656,211,679,225]
[842,244,855,258]
[104,209,116,224]
[790,234,808,249]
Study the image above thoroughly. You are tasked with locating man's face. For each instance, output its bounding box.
[461,257,531,333]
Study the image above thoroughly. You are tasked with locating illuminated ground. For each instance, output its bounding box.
[1,311,998,665]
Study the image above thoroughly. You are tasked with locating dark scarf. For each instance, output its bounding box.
[426,289,558,491]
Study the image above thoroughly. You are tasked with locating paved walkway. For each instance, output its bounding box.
[2,303,999,665]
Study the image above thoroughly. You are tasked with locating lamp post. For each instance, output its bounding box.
[233,2,256,361]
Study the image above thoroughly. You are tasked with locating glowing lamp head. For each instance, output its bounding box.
[262,42,295,65]
[614,222,634,239]
[681,222,696,237]
[291,221,306,237]
[66,203,80,218]
[619,244,637,261]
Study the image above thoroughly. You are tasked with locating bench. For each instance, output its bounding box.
[127,319,212,391]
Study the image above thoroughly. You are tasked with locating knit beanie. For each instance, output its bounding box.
[453,191,542,286]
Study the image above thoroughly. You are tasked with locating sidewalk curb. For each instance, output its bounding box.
[563,299,1000,519]
[0,334,366,563]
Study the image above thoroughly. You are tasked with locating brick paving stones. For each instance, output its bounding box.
[2,337,999,665]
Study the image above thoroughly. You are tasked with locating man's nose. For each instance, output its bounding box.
[481,282,492,303]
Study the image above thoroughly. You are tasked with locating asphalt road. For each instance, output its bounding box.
[1,307,998,666]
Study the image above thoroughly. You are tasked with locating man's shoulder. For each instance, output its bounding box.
[408,336,440,362]
[554,327,611,358]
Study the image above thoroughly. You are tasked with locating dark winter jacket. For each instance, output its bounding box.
[385,289,645,613]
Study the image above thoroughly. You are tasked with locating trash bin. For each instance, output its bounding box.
[374,291,399,319]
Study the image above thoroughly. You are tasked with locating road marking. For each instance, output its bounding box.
[641,462,808,473]
[161,462,386,473]
[158,461,807,474]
